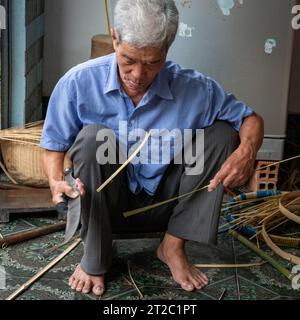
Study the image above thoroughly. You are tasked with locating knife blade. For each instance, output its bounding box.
[63,168,81,244]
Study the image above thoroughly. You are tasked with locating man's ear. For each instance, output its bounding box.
[111,29,119,50]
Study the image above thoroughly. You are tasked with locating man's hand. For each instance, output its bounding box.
[208,113,264,192]
[208,143,256,192]
[42,150,86,205]
[50,178,86,205]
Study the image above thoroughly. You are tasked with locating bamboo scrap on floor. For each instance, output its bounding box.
[6,238,82,300]
[194,261,265,268]
[218,289,227,300]
[127,260,144,299]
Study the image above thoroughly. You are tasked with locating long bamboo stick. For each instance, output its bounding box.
[123,185,209,218]
[97,132,151,192]
[229,230,294,281]
[258,155,300,171]
[6,238,82,300]
[194,261,265,268]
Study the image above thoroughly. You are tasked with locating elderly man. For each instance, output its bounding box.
[41,0,264,296]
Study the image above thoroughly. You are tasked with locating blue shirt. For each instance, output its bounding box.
[40,53,253,195]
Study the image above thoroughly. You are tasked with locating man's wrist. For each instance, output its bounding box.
[236,141,256,161]
[49,177,64,189]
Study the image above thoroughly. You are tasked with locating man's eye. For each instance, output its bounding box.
[125,59,134,65]
[148,61,160,66]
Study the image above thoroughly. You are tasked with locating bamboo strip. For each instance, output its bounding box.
[6,238,82,300]
[229,230,295,281]
[0,160,18,185]
[127,261,143,299]
[261,221,300,265]
[194,261,265,268]
[262,234,300,248]
[97,132,151,192]
[0,137,39,146]
[218,289,227,300]
[258,155,300,171]
[279,192,300,224]
[123,185,209,218]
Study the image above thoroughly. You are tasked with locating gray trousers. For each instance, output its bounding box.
[68,121,239,275]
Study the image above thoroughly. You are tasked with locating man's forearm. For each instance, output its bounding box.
[42,150,65,186]
[238,113,264,159]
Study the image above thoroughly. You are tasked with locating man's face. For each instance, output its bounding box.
[112,33,167,99]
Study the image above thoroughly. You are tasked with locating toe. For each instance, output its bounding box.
[82,281,92,294]
[198,273,209,286]
[71,279,79,290]
[190,276,203,290]
[93,285,105,296]
[181,281,194,292]
[69,276,75,286]
[76,280,85,292]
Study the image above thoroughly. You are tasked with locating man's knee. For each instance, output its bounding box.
[204,121,239,150]
[68,124,116,164]
[77,124,112,142]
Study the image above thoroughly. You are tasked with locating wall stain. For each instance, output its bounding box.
[217,0,244,16]
[265,39,277,55]
[178,22,195,38]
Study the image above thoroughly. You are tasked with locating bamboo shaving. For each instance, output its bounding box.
[127,261,143,299]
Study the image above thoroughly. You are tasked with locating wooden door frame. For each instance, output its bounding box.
[0,0,9,129]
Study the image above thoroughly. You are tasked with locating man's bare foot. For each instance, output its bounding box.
[157,233,209,292]
[69,264,105,296]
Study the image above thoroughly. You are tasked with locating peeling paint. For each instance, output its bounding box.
[178,22,195,38]
[180,0,192,8]
[217,0,244,16]
[265,39,277,55]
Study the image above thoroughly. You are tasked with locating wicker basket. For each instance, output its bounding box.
[0,122,49,187]
[0,140,49,187]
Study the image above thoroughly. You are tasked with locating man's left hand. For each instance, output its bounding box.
[208,144,256,192]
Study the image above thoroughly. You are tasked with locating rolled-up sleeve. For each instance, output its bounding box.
[40,76,82,151]
[207,78,254,131]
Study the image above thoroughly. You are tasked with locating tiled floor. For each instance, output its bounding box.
[0,213,300,300]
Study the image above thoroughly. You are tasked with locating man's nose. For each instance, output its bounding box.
[131,63,146,81]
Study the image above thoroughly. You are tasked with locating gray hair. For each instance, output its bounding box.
[113,0,179,50]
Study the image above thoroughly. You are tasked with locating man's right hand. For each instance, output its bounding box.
[50,178,86,205]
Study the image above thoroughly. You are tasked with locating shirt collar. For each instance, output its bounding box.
[104,53,121,94]
[104,53,174,101]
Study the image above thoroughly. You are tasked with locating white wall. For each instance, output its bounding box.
[168,0,295,137]
[43,0,108,95]
[289,30,300,115]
